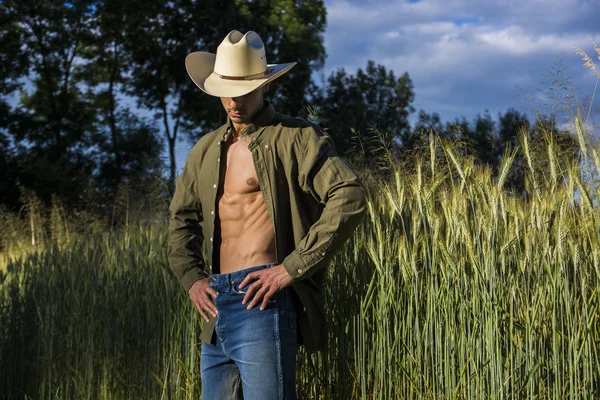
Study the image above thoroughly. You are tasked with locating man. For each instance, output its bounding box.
[168,30,366,400]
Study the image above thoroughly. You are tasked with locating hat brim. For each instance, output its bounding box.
[185,51,297,98]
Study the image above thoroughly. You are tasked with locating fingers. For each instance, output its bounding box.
[214,268,287,312]
[241,269,286,310]
[246,286,275,311]
[239,272,256,289]
[193,301,211,323]
[189,279,218,323]
[192,296,217,323]
[204,296,218,318]
[245,285,267,310]
[242,279,261,306]
[260,290,276,311]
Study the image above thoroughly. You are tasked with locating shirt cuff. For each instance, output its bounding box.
[282,250,309,280]
[180,267,208,293]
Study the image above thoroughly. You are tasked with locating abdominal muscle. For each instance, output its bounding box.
[216,136,277,274]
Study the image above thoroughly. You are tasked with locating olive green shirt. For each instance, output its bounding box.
[168,103,367,352]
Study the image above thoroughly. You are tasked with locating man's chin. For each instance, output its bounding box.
[230,116,248,123]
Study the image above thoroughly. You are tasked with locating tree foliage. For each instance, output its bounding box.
[0,0,582,211]
[408,108,579,194]
[2,0,99,206]
[0,0,326,210]
[317,60,415,158]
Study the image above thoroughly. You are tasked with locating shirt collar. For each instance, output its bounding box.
[222,101,275,142]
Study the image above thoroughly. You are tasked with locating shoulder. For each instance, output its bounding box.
[266,112,338,165]
[271,112,329,147]
[274,112,321,132]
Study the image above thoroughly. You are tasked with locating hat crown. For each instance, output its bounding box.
[213,31,267,78]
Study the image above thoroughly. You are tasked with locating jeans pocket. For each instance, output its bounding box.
[232,280,257,295]
[232,284,248,295]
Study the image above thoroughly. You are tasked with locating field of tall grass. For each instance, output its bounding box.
[1,115,600,399]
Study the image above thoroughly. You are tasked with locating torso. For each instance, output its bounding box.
[215,133,277,273]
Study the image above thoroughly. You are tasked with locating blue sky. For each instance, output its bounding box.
[320,0,599,122]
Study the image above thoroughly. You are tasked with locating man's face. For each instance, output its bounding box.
[221,85,268,125]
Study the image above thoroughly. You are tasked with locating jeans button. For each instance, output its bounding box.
[211,277,216,282]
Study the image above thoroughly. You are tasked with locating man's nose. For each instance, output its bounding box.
[230,96,243,107]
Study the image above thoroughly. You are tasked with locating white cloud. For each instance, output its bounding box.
[476,27,579,55]
[322,0,600,123]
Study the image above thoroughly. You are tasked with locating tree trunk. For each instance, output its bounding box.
[108,42,122,190]
[161,97,177,194]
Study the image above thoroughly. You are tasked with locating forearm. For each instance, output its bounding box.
[282,183,367,281]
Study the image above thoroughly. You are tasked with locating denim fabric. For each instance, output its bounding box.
[200,263,299,400]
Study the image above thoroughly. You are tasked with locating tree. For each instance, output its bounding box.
[529,115,579,182]
[94,109,163,195]
[0,2,29,210]
[78,0,135,191]
[1,0,165,209]
[124,0,327,188]
[468,111,498,167]
[3,0,99,205]
[408,110,444,149]
[318,60,415,157]
[499,108,529,147]
[76,0,165,197]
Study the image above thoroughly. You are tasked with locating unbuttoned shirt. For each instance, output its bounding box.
[168,103,367,353]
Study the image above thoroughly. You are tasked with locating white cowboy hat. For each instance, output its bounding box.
[186,30,297,98]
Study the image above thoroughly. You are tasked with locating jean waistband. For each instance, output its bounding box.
[208,262,278,290]
[208,262,299,313]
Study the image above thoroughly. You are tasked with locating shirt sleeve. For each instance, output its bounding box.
[168,163,208,292]
[282,126,367,281]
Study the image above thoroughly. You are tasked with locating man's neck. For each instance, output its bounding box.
[231,122,249,138]
[230,103,266,139]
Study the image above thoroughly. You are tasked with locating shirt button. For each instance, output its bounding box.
[264,144,269,149]
[321,252,326,256]
[210,210,214,215]
[213,184,217,188]
[297,269,302,274]
[210,237,213,242]
[217,142,220,147]
[217,157,220,162]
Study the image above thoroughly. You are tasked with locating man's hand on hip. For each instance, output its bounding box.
[239,264,293,311]
[189,278,218,323]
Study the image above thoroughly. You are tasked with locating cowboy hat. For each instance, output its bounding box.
[186,30,297,98]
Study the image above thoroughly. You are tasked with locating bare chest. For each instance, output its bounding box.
[221,137,260,195]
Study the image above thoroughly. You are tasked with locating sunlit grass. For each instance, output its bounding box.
[1,117,599,399]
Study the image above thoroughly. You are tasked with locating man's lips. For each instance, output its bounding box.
[230,111,243,118]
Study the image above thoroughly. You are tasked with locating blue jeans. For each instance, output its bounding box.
[200,263,299,400]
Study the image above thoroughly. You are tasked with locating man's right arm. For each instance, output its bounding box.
[168,166,208,292]
[168,167,219,322]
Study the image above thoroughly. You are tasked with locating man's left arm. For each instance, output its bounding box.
[281,126,368,280]
[240,126,367,309]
